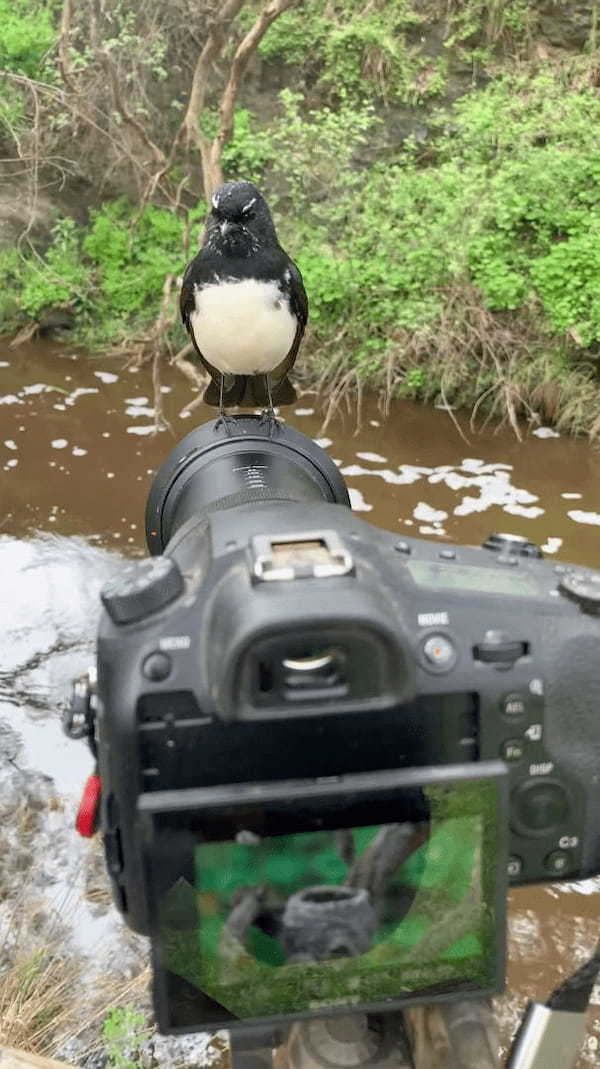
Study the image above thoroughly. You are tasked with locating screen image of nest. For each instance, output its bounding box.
[155,778,502,1023]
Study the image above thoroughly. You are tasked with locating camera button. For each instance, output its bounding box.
[143,651,172,681]
[421,634,456,670]
[544,850,572,876]
[507,856,523,878]
[501,738,525,762]
[501,692,527,720]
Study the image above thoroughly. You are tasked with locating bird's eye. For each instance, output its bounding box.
[241,199,257,218]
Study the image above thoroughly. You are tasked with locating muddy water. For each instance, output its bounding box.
[1,339,599,1065]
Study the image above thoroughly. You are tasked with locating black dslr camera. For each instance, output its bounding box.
[69,416,600,1039]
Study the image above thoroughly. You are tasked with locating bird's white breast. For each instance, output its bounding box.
[190,278,296,375]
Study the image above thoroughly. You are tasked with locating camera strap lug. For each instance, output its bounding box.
[63,667,98,756]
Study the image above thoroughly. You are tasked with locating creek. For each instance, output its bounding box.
[0,340,598,1065]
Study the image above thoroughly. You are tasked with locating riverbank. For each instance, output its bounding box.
[1,4,599,437]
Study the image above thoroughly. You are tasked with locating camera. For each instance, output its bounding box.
[68,415,600,1037]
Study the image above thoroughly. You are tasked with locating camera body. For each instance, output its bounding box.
[93,420,600,943]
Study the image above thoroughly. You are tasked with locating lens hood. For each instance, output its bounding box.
[145,415,350,554]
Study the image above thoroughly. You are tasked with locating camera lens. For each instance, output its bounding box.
[145,415,350,555]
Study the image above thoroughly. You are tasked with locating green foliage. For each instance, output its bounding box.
[83,200,184,322]
[19,218,92,317]
[102,1006,149,1069]
[0,0,57,77]
[293,64,600,366]
[242,0,442,103]
[222,90,377,209]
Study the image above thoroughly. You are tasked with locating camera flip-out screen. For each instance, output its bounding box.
[141,762,508,1033]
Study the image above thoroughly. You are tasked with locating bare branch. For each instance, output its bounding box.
[180,0,248,154]
[208,0,301,192]
[102,51,166,167]
[58,0,78,94]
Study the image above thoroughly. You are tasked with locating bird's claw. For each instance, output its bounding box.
[259,409,280,438]
[215,413,237,436]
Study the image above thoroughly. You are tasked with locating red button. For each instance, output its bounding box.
[76,773,102,837]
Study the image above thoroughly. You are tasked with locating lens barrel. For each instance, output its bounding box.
[146,415,350,554]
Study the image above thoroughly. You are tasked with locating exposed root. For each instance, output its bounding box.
[9,322,39,348]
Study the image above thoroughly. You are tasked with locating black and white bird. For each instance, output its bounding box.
[180,180,308,428]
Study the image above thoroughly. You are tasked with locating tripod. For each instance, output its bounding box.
[229,999,499,1069]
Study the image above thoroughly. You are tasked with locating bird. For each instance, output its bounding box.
[180,180,308,431]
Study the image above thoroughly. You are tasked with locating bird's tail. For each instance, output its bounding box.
[248,374,297,407]
[203,374,248,408]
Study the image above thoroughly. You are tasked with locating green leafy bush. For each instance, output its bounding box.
[0,0,57,77]
[83,200,186,329]
[102,1006,149,1069]
[19,217,92,317]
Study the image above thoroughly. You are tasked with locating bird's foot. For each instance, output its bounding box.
[215,413,237,436]
[259,409,280,438]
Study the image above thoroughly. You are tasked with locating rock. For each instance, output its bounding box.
[0,191,55,248]
[537,1,595,49]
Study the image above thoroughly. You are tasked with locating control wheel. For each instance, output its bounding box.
[482,533,542,559]
[511,779,571,838]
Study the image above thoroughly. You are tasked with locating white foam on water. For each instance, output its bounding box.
[568,510,600,526]
[72,447,87,457]
[541,537,563,554]
[22,383,49,395]
[65,387,99,406]
[0,394,23,405]
[126,425,156,435]
[413,502,448,523]
[125,396,149,405]
[561,492,582,500]
[94,371,119,384]
[4,459,17,469]
[125,405,155,418]
[356,451,388,463]
[51,439,69,449]
[313,438,332,448]
[341,463,425,485]
[370,420,380,426]
[0,361,9,367]
[4,440,17,450]
[503,503,545,519]
[532,426,560,438]
[348,487,373,512]
[53,404,66,411]
[294,408,314,416]
[544,876,600,896]
[419,525,446,536]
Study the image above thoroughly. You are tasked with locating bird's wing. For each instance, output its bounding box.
[271,255,309,385]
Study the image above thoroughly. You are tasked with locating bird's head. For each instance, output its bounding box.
[204,181,278,253]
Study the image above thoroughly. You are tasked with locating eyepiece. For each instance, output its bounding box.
[145,415,350,554]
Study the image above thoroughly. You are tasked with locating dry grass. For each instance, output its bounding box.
[0,897,83,1056]
[303,284,600,441]
[0,881,150,1063]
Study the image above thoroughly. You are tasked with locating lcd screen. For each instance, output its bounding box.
[407,560,540,597]
[143,763,507,1032]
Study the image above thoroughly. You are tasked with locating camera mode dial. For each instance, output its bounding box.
[482,532,543,559]
[557,572,600,616]
[101,557,183,625]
